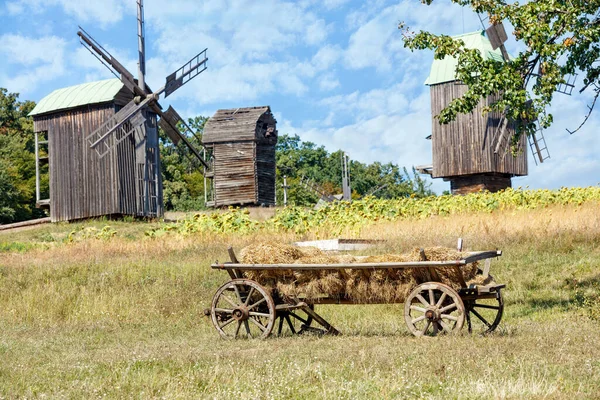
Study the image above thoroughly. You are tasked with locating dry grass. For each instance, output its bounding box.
[0,203,599,398]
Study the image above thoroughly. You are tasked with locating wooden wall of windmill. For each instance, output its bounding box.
[202,106,278,207]
[425,31,528,195]
[29,79,162,222]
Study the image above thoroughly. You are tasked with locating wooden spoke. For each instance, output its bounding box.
[210,279,276,339]
[235,321,242,338]
[422,320,431,335]
[248,297,266,310]
[404,282,465,337]
[244,287,255,306]
[465,291,504,334]
[416,294,429,307]
[435,292,447,308]
[441,314,458,322]
[285,315,296,334]
[233,284,243,303]
[274,305,316,336]
[220,294,239,308]
[244,320,252,338]
[439,320,452,333]
[410,305,427,313]
[439,303,457,313]
[248,316,267,332]
[219,317,235,329]
[249,311,271,318]
[470,308,492,329]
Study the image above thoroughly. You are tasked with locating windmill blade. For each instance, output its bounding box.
[157,106,210,169]
[78,27,145,96]
[486,22,508,51]
[164,49,208,98]
[528,123,550,165]
[485,23,510,61]
[158,107,183,145]
[556,72,577,95]
[492,112,511,155]
[137,0,146,93]
[87,96,155,155]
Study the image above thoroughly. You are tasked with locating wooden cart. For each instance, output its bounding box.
[205,248,505,338]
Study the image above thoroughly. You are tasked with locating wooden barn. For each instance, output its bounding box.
[421,31,528,194]
[29,78,162,222]
[202,106,278,207]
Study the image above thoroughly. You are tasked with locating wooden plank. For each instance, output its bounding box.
[212,260,467,270]
[483,258,492,278]
[0,217,51,231]
[430,83,527,179]
[462,250,502,264]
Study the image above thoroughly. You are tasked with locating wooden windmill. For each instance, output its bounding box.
[418,20,576,195]
[418,30,527,194]
[29,0,211,221]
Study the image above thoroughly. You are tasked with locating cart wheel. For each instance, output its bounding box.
[404,282,465,337]
[464,290,504,334]
[210,279,276,339]
[275,304,316,336]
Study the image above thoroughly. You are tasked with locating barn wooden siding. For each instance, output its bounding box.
[430,82,527,179]
[33,104,133,222]
[203,106,277,207]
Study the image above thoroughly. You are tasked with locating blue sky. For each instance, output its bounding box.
[1,0,598,194]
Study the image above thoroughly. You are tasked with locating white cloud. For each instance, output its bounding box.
[305,19,329,45]
[520,92,600,189]
[322,0,351,10]
[0,34,67,94]
[312,45,342,70]
[343,0,482,72]
[319,83,412,123]
[6,0,129,27]
[318,73,340,91]
[71,45,139,82]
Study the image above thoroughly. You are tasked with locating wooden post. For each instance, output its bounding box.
[34,132,40,203]
[227,246,244,279]
[227,246,239,263]
[483,258,492,278]
[282,175,289,207]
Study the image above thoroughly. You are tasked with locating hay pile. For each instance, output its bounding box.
[238,243,489,303]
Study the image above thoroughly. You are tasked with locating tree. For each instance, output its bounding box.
[275,134,433,205]
[0,88,43,224]
[158,116,208,211]
[400,0,600,139]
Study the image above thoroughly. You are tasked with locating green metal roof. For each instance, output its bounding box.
[425,30,506,86]
[29,78,124,116]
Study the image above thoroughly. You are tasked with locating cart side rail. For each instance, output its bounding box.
[211,250,502,271]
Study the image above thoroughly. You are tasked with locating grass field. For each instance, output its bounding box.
[1,201,599,399]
